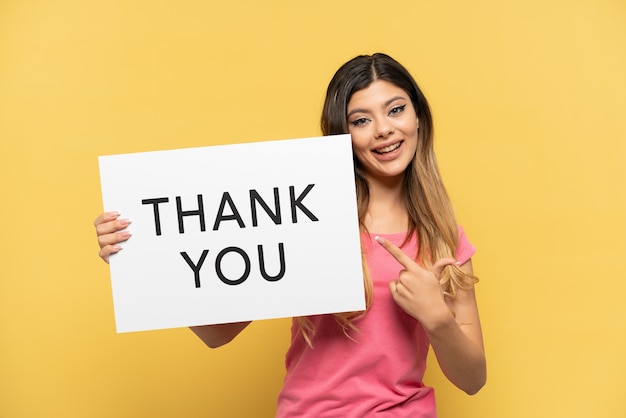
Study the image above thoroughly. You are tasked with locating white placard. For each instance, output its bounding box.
[98,135,365,333]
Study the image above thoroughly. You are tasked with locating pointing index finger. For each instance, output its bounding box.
[374,235,414,269]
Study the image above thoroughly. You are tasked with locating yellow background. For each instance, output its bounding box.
[1,0,625,417]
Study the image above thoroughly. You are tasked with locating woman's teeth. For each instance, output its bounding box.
[374,142,401,154]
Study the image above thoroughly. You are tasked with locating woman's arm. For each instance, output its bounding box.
[423,259,486,395]
[190,321,252,348]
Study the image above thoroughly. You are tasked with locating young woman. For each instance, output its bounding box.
[94,53,486,417]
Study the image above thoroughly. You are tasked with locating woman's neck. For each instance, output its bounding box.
[363,175,408,234]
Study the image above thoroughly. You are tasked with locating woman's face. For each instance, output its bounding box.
[346,80,419,183]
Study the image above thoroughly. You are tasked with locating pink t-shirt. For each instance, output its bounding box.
[275,227,476,418]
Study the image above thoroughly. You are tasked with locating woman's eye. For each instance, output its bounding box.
[350,118,369,127]
[389,104,406,115]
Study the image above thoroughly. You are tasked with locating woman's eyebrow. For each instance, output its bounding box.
[347,96,407,118]
[347,107,367,118]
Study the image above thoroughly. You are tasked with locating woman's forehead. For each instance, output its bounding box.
[348,80,410,110]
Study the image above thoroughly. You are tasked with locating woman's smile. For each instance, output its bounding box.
[373,140,404,156]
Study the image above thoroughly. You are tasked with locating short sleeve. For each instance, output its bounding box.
[455,225,476,264]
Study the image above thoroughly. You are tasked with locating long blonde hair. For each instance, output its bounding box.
[296,53,477,346]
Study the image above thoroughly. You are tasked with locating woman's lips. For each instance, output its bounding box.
[373,141,403,155]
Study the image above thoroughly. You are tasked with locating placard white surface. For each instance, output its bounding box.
[99,135,364,333]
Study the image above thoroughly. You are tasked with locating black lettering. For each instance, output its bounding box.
[289,184,319,223]
[213,192,245,230]
[180,250,209,288]
[215,247,251,285]
[176,195,206,233]
[141,197,169,236]
[250,188,282,227]
[257,243,286,282]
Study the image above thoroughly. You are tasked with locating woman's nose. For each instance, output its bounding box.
[375,119,394,139]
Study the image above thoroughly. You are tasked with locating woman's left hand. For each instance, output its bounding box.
[374,235,456,328]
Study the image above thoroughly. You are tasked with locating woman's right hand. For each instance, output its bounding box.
[94,211,132,264]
